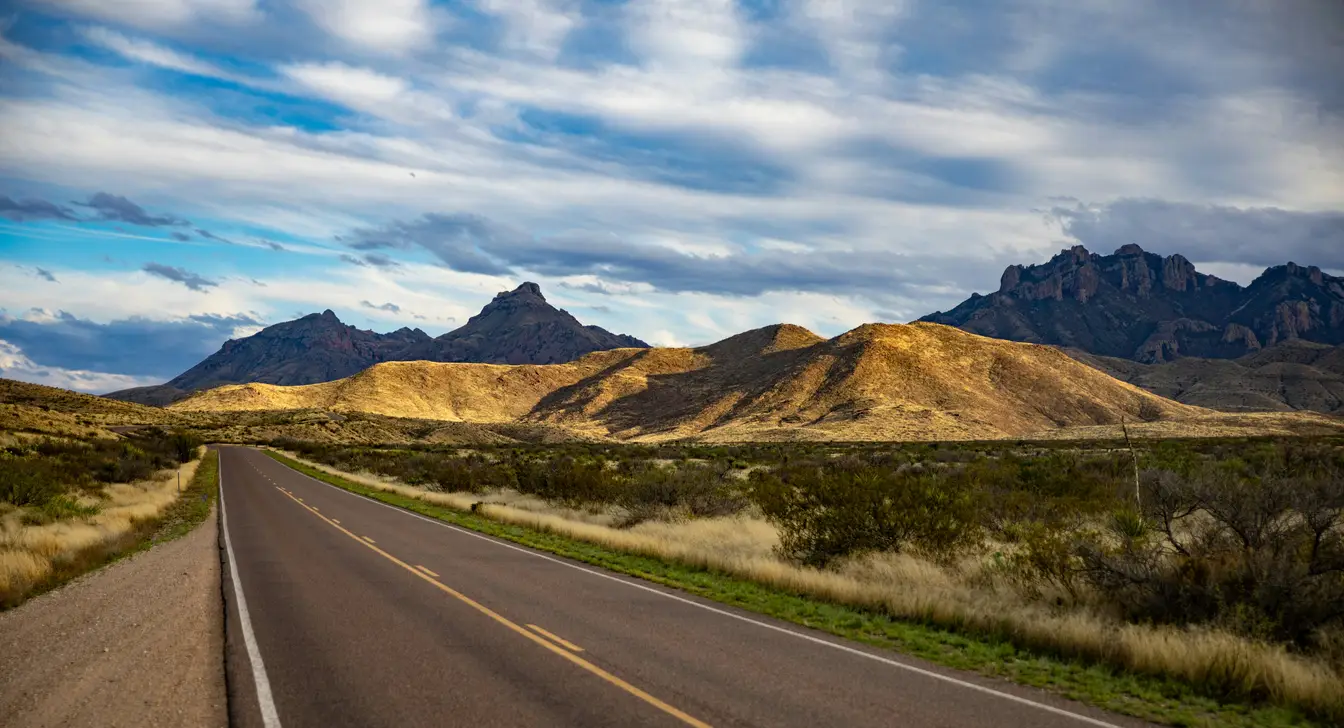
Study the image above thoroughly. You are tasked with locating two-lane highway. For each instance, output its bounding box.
[217,446,1146,728]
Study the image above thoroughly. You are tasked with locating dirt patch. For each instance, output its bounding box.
[0,506,226,728]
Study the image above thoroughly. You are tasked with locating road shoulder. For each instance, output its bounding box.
[0,502,227,728]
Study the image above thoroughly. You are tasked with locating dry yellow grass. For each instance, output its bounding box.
[175,322,1343,443]
[0,457,202,603]
[171,352,639,421]
[0,378,179,428]
[287,450,1344,719]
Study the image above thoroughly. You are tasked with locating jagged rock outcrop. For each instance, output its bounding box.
[922,245,1343,363]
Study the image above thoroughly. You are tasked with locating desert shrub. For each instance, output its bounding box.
[749,463,983,567]
[0,430,200,508]
[512,455,620,506]
[995,519,1093,602]
[20,494,100,525]
[169,431,202,463]
[1079,447,1344,646]
[0,458,67,507]
[615,462,747,526]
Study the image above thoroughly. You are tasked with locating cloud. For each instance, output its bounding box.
[32,0,260,30]
[477,0,580,59]
[260,239,286,251]
[280,61,408,107]
[345,211,997,298]
[362,252,400,268]
[79,26,230,78]
[0,310,264,381]
[142,262,218,291]
[360,300,401,313]
[294,0,433,53]
[3,0,1344,356]
[1048,198,1344,271]
[0,195,78,221]
[194,228,233,244]
[347,214,513,275]
[0,339,162,394]
[35,268,58,283]
[76,192,187,226]
[171,231,191,241]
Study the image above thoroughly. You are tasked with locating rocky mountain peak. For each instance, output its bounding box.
[922,246,1341,363]
[490,281,546,305]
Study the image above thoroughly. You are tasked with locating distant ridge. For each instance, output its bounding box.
[107,283,646,405]
[1070,340,1344,414]
[168,321,1296,442]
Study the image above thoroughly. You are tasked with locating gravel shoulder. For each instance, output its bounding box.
[0,505,227,728]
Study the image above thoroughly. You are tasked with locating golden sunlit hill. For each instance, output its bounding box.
[169,322,1344,442]
[0,378,182,440]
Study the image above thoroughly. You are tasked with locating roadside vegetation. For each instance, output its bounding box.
[0,429,211,607]
[271,437,1344,727]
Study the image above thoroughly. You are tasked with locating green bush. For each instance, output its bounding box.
[0,429,202,508]
[0,458,67,506]
[1079,448,1344,647]
[749,463,983,567]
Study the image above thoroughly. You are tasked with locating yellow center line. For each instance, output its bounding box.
[415,565,440,578]
[273,487,710,727]
[332,519,341,525]
[527,624,585,653]
[362,536,376,544]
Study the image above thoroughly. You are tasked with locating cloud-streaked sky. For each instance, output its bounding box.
[1,0,1342,391]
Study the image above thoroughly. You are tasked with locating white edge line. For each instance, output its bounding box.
[220,452,283,728]
[265,450,1125,728]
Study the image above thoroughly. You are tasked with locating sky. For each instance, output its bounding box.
[0,0,1342,392]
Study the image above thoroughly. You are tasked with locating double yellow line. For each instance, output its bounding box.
[273,487,711,728]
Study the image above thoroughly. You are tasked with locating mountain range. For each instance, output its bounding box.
[167,321,1343,441]
[105,246,1344,420]
[921,245,1343,362]
[107,283,646,405]
[921,244,1344,413]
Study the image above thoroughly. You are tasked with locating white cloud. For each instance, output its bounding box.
[296,0,434,53]
[281,62,408,106]
[0,265,260,325]
[79,26,231,79]
[475,0,579,59]
[623,0,745,72]
[2,3,1343,361]
[33,0,258,29]
[0,339,161,393]
[798,0,909,82]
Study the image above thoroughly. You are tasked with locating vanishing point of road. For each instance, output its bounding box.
[217,445,1148,728]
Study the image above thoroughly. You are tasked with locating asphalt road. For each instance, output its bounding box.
[217,445,1148,728]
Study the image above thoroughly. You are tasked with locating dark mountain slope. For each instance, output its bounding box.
[107,283,645,404]
[922,245,1343,363]
[399,282,646,365]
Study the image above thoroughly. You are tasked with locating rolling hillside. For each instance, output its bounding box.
[1069,340,1344,414]
[169,322,1269,442]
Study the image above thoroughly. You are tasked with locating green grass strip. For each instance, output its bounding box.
[265,450,1322,728]
[137,448,219,550]
[2,450,219,610]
